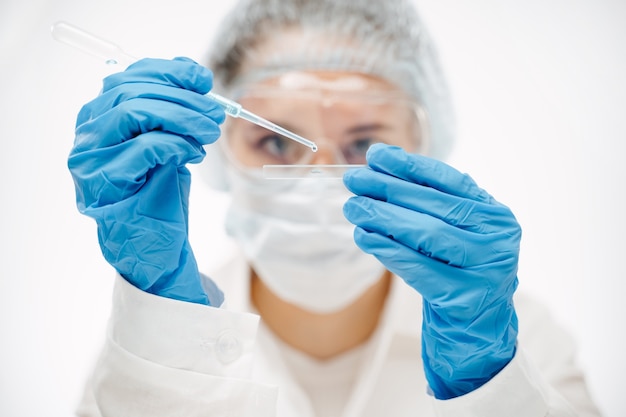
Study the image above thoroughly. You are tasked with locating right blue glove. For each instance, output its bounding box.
[343,144,520,399]
[68,57,225,305]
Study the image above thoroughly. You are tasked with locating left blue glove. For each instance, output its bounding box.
[343,143,520,399]
[68,57,225,305]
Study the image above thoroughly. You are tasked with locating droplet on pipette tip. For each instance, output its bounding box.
[105,59,118,65]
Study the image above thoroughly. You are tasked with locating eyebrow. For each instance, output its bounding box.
[246,120,304,137]
[346,123,392,135]
[243,120,392,137]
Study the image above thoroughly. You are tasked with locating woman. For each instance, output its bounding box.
[70,0,601,415]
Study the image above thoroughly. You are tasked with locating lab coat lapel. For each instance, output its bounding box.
[341,275,424,417]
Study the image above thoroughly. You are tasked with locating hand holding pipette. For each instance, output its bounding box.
[56,21,320,305]
[67,53,229,305]
[51,21,317,152]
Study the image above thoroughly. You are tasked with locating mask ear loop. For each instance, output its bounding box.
[411,102,431,157]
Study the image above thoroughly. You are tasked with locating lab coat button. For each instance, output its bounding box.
[215,330,242,364]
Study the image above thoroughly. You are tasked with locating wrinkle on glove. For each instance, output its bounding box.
[343,144,520,399]
[69,57,225,305]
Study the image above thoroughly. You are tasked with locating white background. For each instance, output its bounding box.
[0,0,624,416]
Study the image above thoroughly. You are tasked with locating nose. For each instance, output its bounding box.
[310,149,335,164]
[308,139,341,165]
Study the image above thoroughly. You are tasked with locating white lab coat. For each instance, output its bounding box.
[76,249,601,417]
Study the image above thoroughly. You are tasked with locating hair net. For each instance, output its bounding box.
[201,0,455,190]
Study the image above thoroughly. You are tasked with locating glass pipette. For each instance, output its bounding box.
[50,21,318,153]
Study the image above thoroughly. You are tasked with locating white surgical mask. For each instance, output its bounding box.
[224,167,385,314]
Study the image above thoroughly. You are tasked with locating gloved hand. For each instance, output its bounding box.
[68,57,225,305]
[343,143,520,399]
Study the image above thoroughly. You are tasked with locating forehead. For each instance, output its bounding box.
[240,70,403,92]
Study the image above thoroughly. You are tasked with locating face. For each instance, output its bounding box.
[221,71,425,169]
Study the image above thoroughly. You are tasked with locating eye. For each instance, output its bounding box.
[254,133,304,163]
[342,138,379,164]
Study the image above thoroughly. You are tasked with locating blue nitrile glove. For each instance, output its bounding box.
[68,57,226,305]
[343,144,519,399]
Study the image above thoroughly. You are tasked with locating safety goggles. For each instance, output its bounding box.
[219,72,428,178]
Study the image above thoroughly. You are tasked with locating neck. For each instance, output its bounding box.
[250,269,392,360]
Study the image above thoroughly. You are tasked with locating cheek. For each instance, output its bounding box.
[222,122,257,166]
[384,107,423,152]
[399,116,423,153]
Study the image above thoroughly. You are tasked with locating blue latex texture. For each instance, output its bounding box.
[343,144,520,399]
[68,57,226,305]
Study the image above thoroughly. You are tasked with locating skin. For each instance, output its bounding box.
[226,71,421,360]
[250,269,392,360]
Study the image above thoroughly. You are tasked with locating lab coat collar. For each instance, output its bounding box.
[206,247,424,416]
